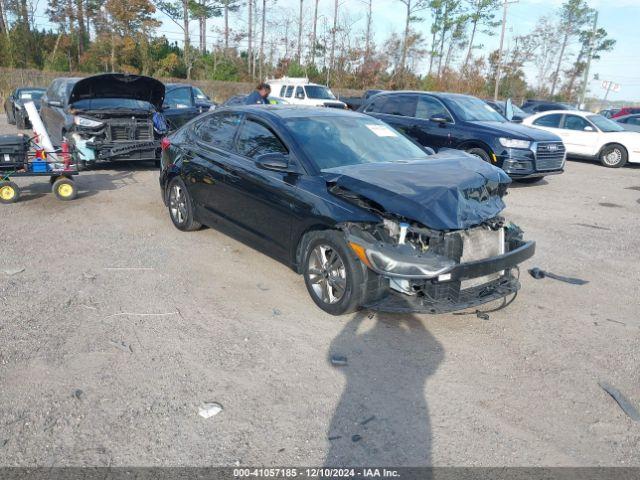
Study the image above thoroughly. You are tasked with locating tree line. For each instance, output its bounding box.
[0,0,615,102]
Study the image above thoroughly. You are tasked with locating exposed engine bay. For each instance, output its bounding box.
[68,109,164,164]
[342,218,533,313]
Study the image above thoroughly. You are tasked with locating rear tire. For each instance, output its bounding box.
[465,147,491,162]
[0,181,20,204]
[167,177,202,231]
[302,230,385,316]
[599,144,627,168]
[52,177,78,201]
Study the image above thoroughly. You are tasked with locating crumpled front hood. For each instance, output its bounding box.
[69,74,165,109]
[322,151,511,230]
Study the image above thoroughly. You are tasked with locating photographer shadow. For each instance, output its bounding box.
[325,309,444,467]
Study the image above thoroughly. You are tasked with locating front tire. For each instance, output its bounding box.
[465,147,491,162]
[167,177,202,231]
[15,111,26,130]
[302,230,386,316]
[599,144,627,168]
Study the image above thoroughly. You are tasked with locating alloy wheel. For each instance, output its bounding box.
[169,184,187,225]
[307,244,347,304]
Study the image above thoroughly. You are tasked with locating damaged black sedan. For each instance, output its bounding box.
[40,73,168,166]
[160,106,535,315]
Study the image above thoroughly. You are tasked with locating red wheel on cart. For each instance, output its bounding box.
[0,181,20,204]
[52,177,78,201]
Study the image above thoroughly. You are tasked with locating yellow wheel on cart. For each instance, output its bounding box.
[0,181,20,204]
[52,177,78,201]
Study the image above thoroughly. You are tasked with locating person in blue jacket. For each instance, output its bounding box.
[245,83,271,105]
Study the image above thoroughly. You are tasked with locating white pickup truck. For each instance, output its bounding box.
[267,77,347,109]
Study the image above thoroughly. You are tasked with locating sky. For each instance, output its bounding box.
[32,0,640,101]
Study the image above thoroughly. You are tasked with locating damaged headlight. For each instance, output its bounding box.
[74,116,103,128]
[499,137,530,149]
[349,241,455,279]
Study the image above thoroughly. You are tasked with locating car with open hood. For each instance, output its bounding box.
[40,74,168,165]
[5,87,46,129]
[159,106,535,315]
[359,91,566,184]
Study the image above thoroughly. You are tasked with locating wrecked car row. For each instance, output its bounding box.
[159,107,535,315]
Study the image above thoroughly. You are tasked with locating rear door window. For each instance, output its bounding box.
[295,86,305,100]
[194,112,243,151]
[285,86,294,98]
[533,114,562,128]
[236,119,288,158]
[364,95,388,113]
[379,95,417,117]
[279,86,286,97]
[165,87,193,109]
[627,117,640,126]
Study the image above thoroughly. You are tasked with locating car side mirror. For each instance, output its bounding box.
[430,114,451,124]
[255,153,294,172]
[583,126,594,132]
[422,146,436,155]
[505,98,514,121]
[48,100,62,107]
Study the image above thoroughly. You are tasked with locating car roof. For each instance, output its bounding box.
[616,114,640,120]
[15,87,46,92]
[165,83,194,90]
[370,90,475,100]
[530,109,589,117]
[220,104,362,120]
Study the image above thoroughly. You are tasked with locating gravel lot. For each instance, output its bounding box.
[1,113,639,467]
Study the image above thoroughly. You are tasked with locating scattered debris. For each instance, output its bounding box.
[109,340,133,353]
[2,267,25,276]
[328,435,342,441]
[598,202,622,208]
[79,304,98,311]
[1,439,8,448]
[574,223,611,231]
[528,268,588,285]
[198,402,223,419]
[272,308,282,316]
[476,311,490,320]
[360,415,376,426]
[606,319,626,326]
[330,355,348,367]
[278,448,285,453]
[82,272,97,281]
[367,311,375,320]
[351,434,362,442]
[256,283,270,291]
[624,186,640,191]
[599,382,640,422]
[72,389,83,400]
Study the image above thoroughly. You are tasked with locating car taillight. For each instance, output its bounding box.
[161,137,171,151]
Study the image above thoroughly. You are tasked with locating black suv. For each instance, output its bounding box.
[359,91,565,183]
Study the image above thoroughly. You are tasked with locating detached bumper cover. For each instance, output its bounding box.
[87,140,159,161]
[362,240,535,314]
[364,271,521,314]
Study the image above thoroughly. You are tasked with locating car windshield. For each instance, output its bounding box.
[285,116,428,170]
[71,98,155,111]
[19,89,44,100]
[448,96,506,122]
[587,114,625,132]
[304,85,336,100]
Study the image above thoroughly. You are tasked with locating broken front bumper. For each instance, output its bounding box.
[88,140,160,162]
[364,270,521,314]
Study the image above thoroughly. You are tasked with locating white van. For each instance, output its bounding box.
[267,77,347,109]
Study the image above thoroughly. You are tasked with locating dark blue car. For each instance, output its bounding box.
[159,106,535,315]
[360,91,566,183]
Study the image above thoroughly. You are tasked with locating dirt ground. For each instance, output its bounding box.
[0,114,639,467]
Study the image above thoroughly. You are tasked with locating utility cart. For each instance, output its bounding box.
[0,134,79,204]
